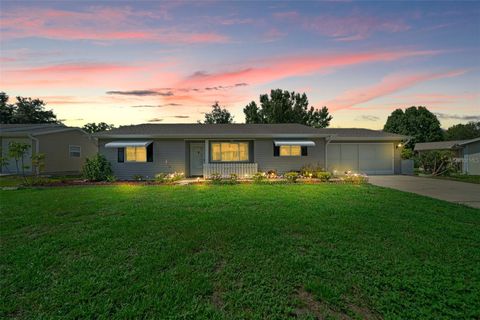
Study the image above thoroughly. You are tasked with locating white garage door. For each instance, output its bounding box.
[327,143,394,175]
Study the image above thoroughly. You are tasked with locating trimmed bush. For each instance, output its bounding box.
[316,171,331,182]
[342,173,368,184]
[284,171,299,183]
[82,154,112,181]
[253,172,267,183]
[155,172,184,183]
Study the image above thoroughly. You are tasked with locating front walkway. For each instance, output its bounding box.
[369,175,480,209]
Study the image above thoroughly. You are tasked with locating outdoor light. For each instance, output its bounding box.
[396,143,403,149]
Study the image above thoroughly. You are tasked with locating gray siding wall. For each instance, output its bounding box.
[38,130,97,174]
[99,139,186,180]
[254,138,326,173]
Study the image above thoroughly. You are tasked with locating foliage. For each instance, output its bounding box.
[132,174,145,181]
[266,170,278,179]
[105,175,117,182]
[155,172,184,183]
[431,174,480,185]
[31,153,46,175]
[416,150,458,176]
[342,173,368,184]
[82,122,115,133]
[202,102,234,124]
[252,172,267,183]
[284,171,299,183]
[209,172,223,183]
[300,163,324,177]
[8,142,30,179]
[316,171,332,182]
[2,185,478,319]
[243,89,332,128]
[0,92,58,124]
[383,106,444,148]
[0,148,9,172]
[82,154,113,181]
[445,121,480,140]
[229,173,239,184]
[401,148,414,160]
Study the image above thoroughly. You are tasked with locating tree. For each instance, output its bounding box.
[445,122,480,140]
[243,89,332,128]
[0,92,58,124]
[0,92,15,124]
[8,142,31,181]
[384,106,444,148]
[82,122,115,133]
[417,150,458,176]
[202,102,234,124]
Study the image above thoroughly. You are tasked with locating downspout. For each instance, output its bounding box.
[29,134,40,175]
[324,135,334,171]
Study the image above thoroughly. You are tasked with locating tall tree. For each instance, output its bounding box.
[445,122,480,140]
[0,92,15,124]
[384,106,444,147]
[202,102,234,124]
[0,92,58,124]
[82,122,116,133]
[243,89,332,128]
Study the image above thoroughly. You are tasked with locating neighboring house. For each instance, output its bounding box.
[95,124,408,180]
[0,124,97,175]
[414,138,480,175]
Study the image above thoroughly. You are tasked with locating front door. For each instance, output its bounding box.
[190,143,205,176]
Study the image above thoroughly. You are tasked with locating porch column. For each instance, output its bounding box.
[204,140,209,164]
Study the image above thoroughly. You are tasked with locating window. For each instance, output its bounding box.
[125,146,147,162]
[69,145,81,158]
[280,145,301,156]
[211,142,249,162]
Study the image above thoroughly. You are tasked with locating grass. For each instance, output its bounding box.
[430,174,480,184]
[0,175,80,187]
[1,184,479,319]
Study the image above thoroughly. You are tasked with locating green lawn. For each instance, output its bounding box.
[1,185,479,319]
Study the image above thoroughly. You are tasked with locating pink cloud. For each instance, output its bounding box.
[0,7,228,44]
[178,49,439,88]
[327,69,468,110]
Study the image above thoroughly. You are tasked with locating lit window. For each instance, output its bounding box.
[280,145,301,156]
[211,142,249,162]
[69,145,81,157]
[125,146,147,162]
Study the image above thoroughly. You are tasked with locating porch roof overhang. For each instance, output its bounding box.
[273,140,316,147]
[104,141,153,148]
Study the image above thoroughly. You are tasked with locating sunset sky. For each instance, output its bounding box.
[0,1,479,129]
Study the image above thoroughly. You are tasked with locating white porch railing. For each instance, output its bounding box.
[203,163,258,178]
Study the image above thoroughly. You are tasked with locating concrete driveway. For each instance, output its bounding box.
[369,175,480,209]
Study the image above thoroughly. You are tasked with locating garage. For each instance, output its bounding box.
[327,143,394,175]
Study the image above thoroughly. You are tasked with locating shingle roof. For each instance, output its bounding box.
[0,123,79,136]
[415,137,480,151]
[318,128,407,139]
[95,123,408,140]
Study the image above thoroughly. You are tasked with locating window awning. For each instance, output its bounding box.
[104,141,153,148]
[274,140,316,147]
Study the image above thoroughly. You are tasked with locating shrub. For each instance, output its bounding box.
[300,163,324,177]
[284,171,299,183]
[316,171,331,182]
[229,173,239,184]
[105,175,117,182]
[209,172,223,183]
[155,172,184,183]
[416,150,459,176]
[401,148,414,160]
[82,154,112,181]
[342,173,368,184]
[266,169,278,179]
[132,174,144,181]
[253,172,267,183]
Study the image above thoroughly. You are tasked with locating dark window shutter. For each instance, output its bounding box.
[273,145,280,157]
[301,146,308,156]
[147,143,153,162]
[118,148,124,163]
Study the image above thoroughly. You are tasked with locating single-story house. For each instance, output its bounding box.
[95,124,408,180]
[0,124,97,175]
[414,137,480,175]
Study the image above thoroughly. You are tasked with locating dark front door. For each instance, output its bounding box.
[190,143,205,176]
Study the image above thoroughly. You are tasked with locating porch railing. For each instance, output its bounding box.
[203,163,258,178]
